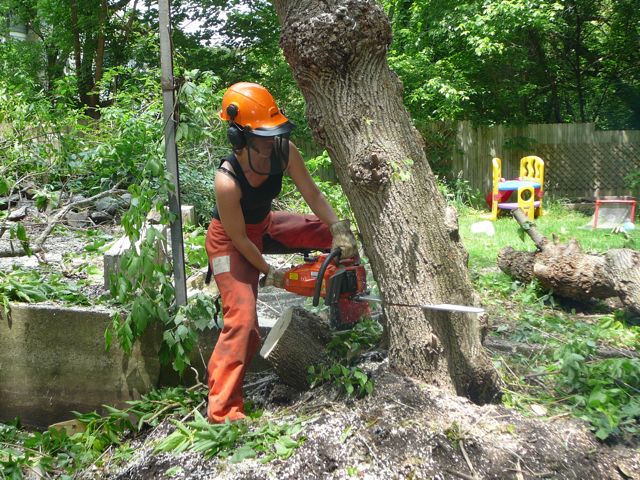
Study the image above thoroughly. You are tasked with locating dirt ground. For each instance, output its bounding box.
[77,352,639,480]
[3,207,639,479]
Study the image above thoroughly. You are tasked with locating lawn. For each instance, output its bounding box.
[457,202,640,443]
[459,202,640,270]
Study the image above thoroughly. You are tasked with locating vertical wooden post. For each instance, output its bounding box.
[158,0,187,306]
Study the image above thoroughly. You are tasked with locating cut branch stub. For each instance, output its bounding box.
[512,208,548,250]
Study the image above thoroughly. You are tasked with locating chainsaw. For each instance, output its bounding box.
[281,249,484,330]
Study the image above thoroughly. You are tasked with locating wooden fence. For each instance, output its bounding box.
[448,121,640,200]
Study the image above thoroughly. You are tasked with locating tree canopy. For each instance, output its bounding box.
[2,0,639,129]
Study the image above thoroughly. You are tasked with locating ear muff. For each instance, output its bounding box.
[225,104,246,149]
[227,123,246,149]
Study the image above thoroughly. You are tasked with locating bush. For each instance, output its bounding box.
[625,168,640,197]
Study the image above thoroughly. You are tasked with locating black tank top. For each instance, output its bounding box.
[211,153,283,224]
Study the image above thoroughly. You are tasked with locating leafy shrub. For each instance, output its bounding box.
[154,412,304,462]
[179,159,217,226]
[625,168,640,196]
[0,386,205,478]
[555,337,640,441]
[437,171,483,208]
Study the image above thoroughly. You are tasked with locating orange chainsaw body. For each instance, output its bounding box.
[282,254,370,328]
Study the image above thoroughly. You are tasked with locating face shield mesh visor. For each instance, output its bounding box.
[245,133,291,176]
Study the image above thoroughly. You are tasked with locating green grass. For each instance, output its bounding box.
[458,202,640,270]
[456,201,640,442]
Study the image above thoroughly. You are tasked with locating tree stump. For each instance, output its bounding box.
[498,209,640,315]
[259,306,332,391]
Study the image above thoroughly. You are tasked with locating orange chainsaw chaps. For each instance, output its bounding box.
[205,212,331,424]
[205,259,261,423]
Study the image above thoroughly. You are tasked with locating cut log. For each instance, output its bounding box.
[260,306,332,391]
[498,209,640,315]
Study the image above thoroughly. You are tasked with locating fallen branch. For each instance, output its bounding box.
[0,184,127,258]
[498,209,640,315]
[459,439,480,479]
[484,337,638,360]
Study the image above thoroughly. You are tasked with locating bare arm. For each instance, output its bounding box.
[286,143,339,225]
[215,172,270,274]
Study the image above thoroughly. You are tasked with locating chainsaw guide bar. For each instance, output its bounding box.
[354,295,485,315]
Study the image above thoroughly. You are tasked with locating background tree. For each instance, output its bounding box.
[273,0,501,403]
[383,0,640,130]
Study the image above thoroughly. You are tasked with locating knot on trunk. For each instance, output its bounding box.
[349,148,392,188]
[280,0,391,73]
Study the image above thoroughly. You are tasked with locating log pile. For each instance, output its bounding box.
[498,209,640,315]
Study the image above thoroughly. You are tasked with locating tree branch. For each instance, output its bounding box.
[0,184,127,258]
[512,208,548,251]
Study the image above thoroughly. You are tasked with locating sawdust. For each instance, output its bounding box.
[81,356,639,480]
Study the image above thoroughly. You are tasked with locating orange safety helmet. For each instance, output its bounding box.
[219,82,294,137]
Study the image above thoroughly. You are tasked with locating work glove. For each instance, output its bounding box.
[330,219,358,259]
[259,265,287,288]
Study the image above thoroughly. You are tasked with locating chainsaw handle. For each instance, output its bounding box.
[312,248,341,306]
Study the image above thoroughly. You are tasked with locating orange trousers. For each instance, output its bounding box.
[205,211,332,423]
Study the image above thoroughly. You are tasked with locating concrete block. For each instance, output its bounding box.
[181,205,196,226]
[146,205,195,227]
[0,303,162,428]
[0,281,300,427]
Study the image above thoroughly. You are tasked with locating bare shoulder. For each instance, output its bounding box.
[288,140,302,158]
[285,141,304,175]
[215,169,241,200]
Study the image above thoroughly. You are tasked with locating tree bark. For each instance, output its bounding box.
[273,0,500,403]
[91,0,109,109]
[260,307,332,391]
[498,209,640,315]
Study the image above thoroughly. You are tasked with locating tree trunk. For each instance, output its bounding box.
[88,0,109,115]
[273,0,500,403]
[260,307,332,391]
[498,209,640,315]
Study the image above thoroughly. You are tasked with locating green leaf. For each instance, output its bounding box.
[104,325,113,352]
[588,389,608,408]
[0,177,9,196]
[345,383,355,396]
[154,430,186,453]
[165,466,184,477]
[353,370,368,387]
[365,381,374,395]
[230,445,256,462]
[274,439,293,457]
[277,436,299,449]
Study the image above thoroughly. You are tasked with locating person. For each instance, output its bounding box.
[205,82,357,424]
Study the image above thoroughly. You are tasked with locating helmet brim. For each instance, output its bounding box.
[247,121,296,137]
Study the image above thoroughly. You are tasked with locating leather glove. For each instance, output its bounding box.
[330,219,358,259]
[259,265,287,288]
